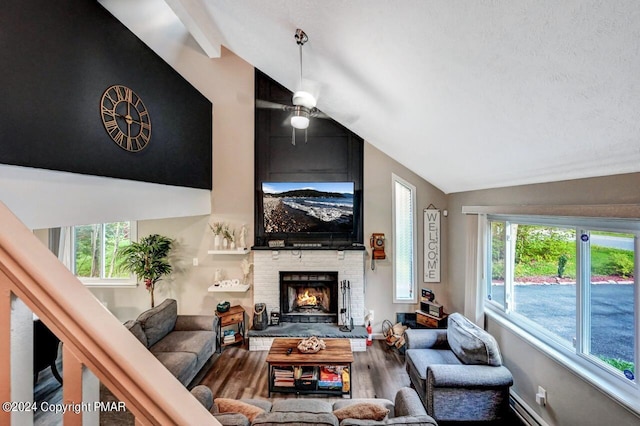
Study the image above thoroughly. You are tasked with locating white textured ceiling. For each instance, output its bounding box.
[110,1,640,193]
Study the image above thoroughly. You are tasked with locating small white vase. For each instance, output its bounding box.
[230,241,236,250]
[223,238,228,249]
[214,235,221,250]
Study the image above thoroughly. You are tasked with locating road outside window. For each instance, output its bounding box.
[486,217,636,391]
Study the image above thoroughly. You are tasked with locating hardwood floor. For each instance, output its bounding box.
[34,339,524,425]
[198,339,410,402]
[198,340,524,426]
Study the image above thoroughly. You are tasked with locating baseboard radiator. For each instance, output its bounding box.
[510,391,551,426]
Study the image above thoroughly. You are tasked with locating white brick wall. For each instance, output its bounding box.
[253,250,365,325]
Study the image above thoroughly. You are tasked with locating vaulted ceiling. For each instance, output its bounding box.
[102,0,640,194]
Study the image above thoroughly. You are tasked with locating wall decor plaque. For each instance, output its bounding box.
[424,208,441,282]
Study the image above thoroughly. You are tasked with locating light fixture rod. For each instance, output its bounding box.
[295,29,308,90]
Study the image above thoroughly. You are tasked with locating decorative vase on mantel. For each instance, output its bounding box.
[223,238,229,250]
[214,235,221,250]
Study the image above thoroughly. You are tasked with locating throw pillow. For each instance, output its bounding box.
[123,320,148,347]
[447,312,502,366]
[137,298,178,347]
[333,402,390,421]
[215,398,265,422]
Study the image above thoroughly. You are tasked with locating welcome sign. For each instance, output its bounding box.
[424,209,441,282]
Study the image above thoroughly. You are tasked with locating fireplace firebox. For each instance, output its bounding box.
[279,271,338,323]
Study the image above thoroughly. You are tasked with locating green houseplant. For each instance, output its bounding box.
[119,234,174,308]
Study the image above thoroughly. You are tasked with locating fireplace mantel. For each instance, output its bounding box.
[251,246,366,251]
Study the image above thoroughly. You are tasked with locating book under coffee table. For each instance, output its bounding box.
[266,338,354,398]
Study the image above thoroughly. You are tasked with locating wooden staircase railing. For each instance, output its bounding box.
[0,201,219,425]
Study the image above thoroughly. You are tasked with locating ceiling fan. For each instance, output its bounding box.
[256,29,330,145]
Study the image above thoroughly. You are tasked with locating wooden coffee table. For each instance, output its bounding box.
[266,338,354,398]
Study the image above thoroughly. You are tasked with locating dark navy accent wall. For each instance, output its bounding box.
[0,0,212,190]
[254,71,364,247]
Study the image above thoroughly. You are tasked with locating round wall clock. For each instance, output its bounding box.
[100,85,151,152]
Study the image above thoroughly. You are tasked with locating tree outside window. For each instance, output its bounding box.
[73,222,133,280]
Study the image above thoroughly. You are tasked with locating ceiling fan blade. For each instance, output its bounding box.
[310,109,331,120]
[256,99,292,110]
[282,114,293,127]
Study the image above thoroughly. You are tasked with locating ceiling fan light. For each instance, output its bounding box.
[292,90,317,109]
[291,106,310,129]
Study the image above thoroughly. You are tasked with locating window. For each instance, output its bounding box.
[392,174,417,303]
[485,215,638,409]
[71,221,136,285]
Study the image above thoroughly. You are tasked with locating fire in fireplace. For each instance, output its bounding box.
[290,286,330,313]
[279,272,338,323]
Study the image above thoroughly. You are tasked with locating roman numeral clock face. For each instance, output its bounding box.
[100,85,151,152]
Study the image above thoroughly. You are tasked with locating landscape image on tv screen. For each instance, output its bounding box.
[262,182,354,233]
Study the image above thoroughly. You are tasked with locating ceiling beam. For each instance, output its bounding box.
[164,0,222,58]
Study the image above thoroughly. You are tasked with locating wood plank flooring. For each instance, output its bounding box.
[198,339,410,402]
[34,340,524,425]
[33,340,409,425]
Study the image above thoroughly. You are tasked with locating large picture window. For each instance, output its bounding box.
[392,174,417,303]
[485,215,638,407]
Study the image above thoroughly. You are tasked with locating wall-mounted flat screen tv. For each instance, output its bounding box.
[262,182,354,234]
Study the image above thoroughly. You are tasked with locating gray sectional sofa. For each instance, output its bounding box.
[191,385,438,425]
[404,313,513,423]
[124,298,217,386]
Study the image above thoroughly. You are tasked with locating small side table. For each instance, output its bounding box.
[215,305,246,352]
[416,310,448,329]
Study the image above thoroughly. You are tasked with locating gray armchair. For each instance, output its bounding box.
[405,313,513,423]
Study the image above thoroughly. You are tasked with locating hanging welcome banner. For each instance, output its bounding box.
[424,208,441,282]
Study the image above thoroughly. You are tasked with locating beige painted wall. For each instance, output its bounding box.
[80,46,453,330]
[363,143,448,333]
[30,42,448,330]
[90,46,255,319]
[448,172,640,426]
[94,136,447,328]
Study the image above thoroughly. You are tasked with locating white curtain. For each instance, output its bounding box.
[48,227,72,271]
[463,214,486,326]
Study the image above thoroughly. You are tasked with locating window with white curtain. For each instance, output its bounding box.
[392,174,417,303]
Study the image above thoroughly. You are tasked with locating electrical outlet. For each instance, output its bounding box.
[535,386,547,406]
[192,257,199,266]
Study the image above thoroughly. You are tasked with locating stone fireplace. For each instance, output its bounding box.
[279,271,338,323]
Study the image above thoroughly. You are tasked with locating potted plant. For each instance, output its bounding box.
[119,234,174,308]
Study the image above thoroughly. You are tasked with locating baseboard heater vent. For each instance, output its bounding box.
[510,391,550,426]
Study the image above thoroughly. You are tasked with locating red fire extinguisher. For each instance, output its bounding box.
[366,322,373,346]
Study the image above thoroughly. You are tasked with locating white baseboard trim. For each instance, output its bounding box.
[510,391,551,426]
